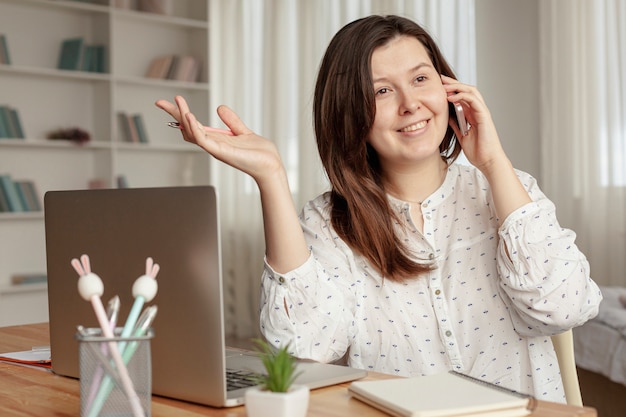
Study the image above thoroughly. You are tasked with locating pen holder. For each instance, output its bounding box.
[77,328,153,417]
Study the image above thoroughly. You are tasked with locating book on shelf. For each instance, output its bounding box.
[0,175,41,212]
[145,54,201,82]
[0,105,25,139]
[58,37,107,73]
[16,180,41,211]
[0,174,25,212]
[118,112,148,143]
[132,114,149,143]
[117,174,129,188]
[348,371,532,417]
[81,44,106,73]
[58,37,84,70]
[0,33,11,65]
[11,273,47,286]
[138,0,173,15]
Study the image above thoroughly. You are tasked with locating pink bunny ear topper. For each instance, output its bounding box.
[145,256,160,278]
[71,253,91,276]
[72,254,104,301]
[131,257,159,302]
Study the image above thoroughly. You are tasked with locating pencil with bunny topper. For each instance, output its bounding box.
[86,257,160,417]
[72,254,145,417]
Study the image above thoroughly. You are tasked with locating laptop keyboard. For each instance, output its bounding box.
[226,369,263,391]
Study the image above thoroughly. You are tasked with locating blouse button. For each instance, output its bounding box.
[278,276,285,284]
[445,330,452,337]
[428,253,435,260]
[435,289,441,295]
[422,202,428,208]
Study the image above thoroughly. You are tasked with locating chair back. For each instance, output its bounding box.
[551,330,583,406]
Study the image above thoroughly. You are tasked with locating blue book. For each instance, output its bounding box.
[0,174,25,212]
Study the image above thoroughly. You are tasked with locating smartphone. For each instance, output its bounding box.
[454,103,469,137]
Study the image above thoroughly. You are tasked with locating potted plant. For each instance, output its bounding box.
[245,339,309,417]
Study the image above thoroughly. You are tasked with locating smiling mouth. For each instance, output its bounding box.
[399,120,428,133]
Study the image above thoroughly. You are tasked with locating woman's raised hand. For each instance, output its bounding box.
[155,96,285,186]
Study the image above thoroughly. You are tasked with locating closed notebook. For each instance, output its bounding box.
[348,371,532,417]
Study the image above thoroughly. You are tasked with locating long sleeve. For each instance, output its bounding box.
[495,189,602,336]
[259,195,358,363]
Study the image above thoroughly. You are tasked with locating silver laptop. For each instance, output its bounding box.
[44,186,366,407]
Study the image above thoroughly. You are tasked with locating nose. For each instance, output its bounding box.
[398,89,420,114]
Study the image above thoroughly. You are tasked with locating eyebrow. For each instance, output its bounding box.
[372,62,434,84]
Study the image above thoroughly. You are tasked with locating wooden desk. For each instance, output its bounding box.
[0,323,596,417]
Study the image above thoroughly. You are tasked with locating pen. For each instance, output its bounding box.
[167,121,234,136]
[106,295,120,329]
[123,305,158,363]
[119,257,159,352]
[85,295,121,409]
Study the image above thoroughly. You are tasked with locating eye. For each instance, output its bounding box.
[414,75,427,84]
[375,87,390,96]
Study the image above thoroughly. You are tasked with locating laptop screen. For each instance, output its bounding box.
[44,186,230,406]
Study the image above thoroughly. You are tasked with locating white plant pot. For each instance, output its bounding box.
[245,384,310,417]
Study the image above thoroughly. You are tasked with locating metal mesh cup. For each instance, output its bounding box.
[77,327,153,417]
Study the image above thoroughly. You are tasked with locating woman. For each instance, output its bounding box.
[156,15,601,403]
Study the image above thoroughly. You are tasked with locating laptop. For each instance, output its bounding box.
[44,186,366,407]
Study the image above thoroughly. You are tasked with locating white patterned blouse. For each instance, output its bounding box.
[259,162,602,403]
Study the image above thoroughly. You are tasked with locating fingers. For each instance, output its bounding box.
[216,105,252,135]
[155,99,181,121]
[156,96,249,144]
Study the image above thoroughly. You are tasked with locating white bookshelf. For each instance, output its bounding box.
[0,0,213,326]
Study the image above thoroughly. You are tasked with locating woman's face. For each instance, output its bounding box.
[368,35,449,172]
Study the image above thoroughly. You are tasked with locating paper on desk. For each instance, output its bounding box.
[0,346,51,369]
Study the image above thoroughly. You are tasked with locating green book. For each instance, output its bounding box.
[0,106,11,138]
[13,181,30,211]
[58,37,84,70]
[132,114,149,143]
[8,108,25,138]
[0,34,11,65]
[0,174,25,212]
[15,180,41,211]
[81,44,94,72]
[0,181,9,212]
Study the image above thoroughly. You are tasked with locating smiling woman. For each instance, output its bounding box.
[205,0,477,347]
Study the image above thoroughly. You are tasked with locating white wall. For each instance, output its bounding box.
[475,0,541,181]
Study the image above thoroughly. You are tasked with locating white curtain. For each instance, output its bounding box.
[208,0,476,339]
[539,0,626,287]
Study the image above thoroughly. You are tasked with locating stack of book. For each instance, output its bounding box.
[0,174,41,213]
[145,54,202,83]
[118,112,149,143]
[57,37,106,73]
[0,106,25,139]
[0,34,10,64]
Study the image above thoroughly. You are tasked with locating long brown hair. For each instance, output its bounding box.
[313,15,462,281]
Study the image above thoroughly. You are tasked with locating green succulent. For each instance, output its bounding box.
[252,338,302,393]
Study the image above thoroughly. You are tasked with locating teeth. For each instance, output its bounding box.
[400,120,427,132]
